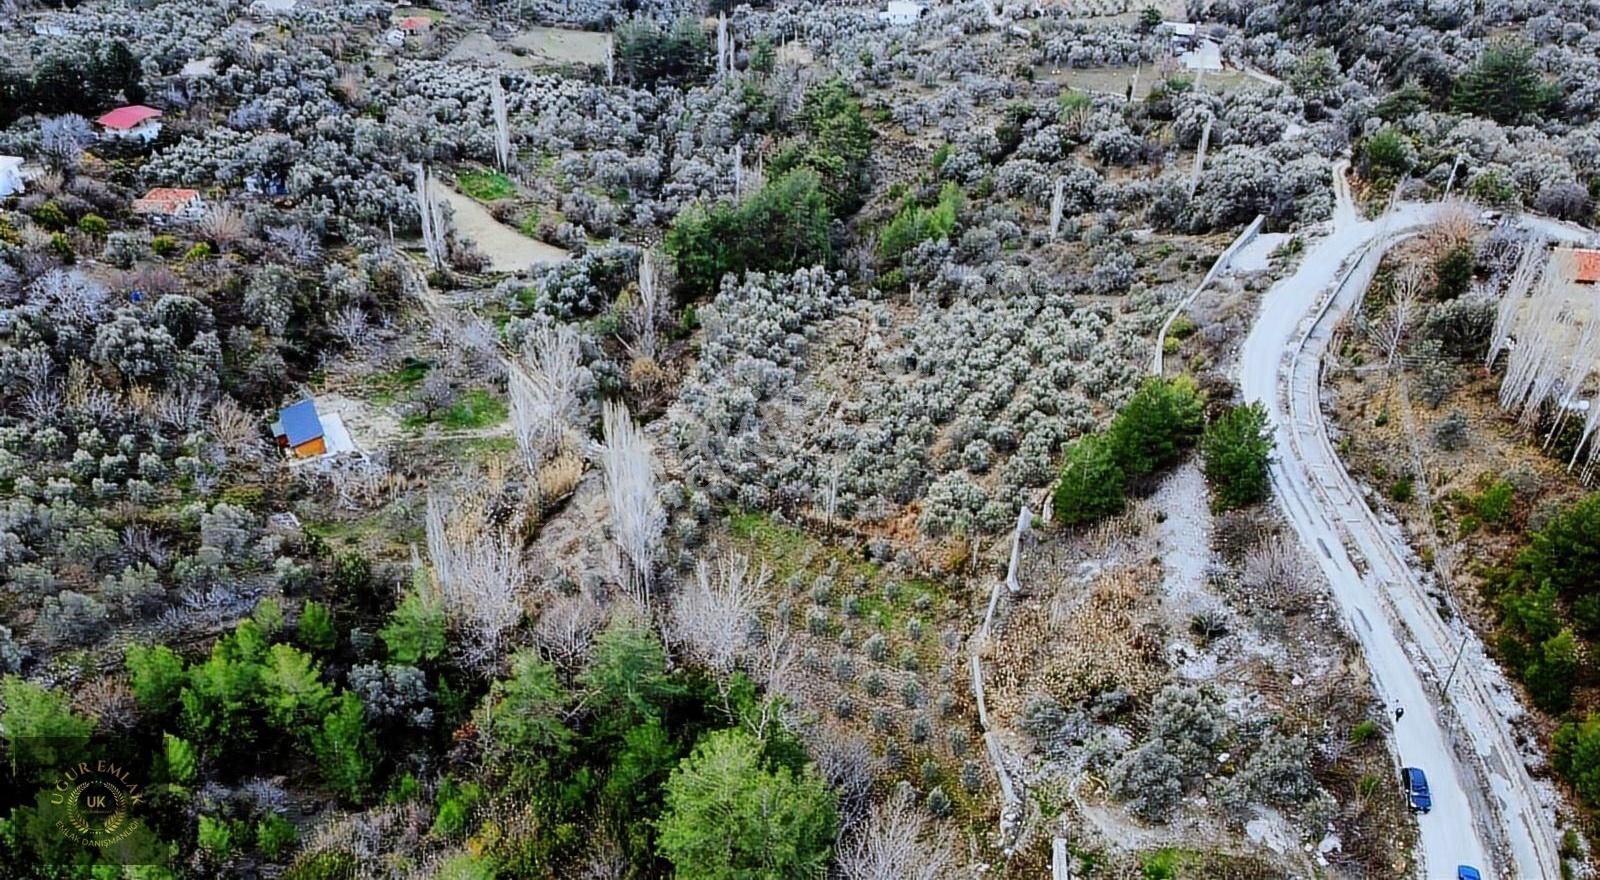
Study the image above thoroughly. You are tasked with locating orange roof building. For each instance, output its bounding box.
[399,15,432,30]
[132,187,204,217]
[1570,248,1600,285]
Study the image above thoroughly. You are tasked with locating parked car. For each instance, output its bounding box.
[1457,867,1482,880]
[1402,767,1432,813]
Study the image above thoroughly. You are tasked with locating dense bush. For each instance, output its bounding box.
[1106,376,1206,479]
[769,80,877,215]
[1201,402,1273,510]
[666,169,832,299]
[879,183,962,261]
[1052,435,1127,525]
[656,728,837,877]
[1452,41,1558,125]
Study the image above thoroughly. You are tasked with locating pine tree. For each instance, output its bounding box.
[1452,40,1554,124]
[1201,402,1274,510]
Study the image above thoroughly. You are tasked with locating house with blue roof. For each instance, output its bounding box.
[271,399,327,458]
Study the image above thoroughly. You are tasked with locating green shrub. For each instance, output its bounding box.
[665,168,832,299]
[1524,629,1578,713]
[431,778,483,838]
[381,579,447,665]
[1433,244,1475,300]
[1453,39,1558,124]
[1052,435,1126,526]
[197,815,234,859]
[32,200,68,230]
[252,597,286,638]
[457,170,515,201]
[48,232,74,263]
[769,79,876,214]
[256,814,298,860]
[1389,475,1414,503]
[150,234,179,256]
[183,242,212,262]
[162,732,197,784]
[614,16,710,85]
[126,643,188,716]
[0,676,94,769]
[1472,479,1515,528]
[310,692,375,802]
[1469,171,1520,208]
[1105,376,1205,478]
[878,182,961,260]
[1201,402,1273,510]
[1349,719,1379,744]
[297,600,337,653]
[656,728,837,879]
[1508,493,1600,601]
[284,851,358,880]
[77,213,108,236]
[1362,128,1414,179]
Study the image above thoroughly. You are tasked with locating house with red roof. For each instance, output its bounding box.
[1570,249,1600,285]
[96,105,164,142]
[133,187,205,224]
[398,15,433,32]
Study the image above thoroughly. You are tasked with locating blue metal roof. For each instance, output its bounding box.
[278,399,324,446]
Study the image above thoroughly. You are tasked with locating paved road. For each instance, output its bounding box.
[1238,169,1588,879]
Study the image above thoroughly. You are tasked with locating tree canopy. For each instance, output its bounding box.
[1452,41,1558,125]
[655,728,837,879]
[1201,402,1274,510]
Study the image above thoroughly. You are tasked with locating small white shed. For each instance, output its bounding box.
[0,158,24,198]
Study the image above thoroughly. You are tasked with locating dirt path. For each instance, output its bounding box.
[434,182,569,274]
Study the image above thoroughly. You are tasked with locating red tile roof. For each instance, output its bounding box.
[96,105,163,130]
[133,188,202,215]
[1572,249,1600,284]
[399,15,432,30]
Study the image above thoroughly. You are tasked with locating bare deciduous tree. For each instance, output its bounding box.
[209,397,260,460]
[837,788,958,880]
[598,401,665,605]
[491,76,512,172]
[199,203,247,252]
[414,164,449,270]
[1241,536,1308,606]
[624,249,667,362]
[1374,262,1425,370]
[425,492,527,670]
[330,303,372,349]
[809,729,881,828]
[511,321,583,473]
[532,591,605,669]
[669,551,767,674]
[267,226,324,266]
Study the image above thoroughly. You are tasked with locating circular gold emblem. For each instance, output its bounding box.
[50,761,140,848]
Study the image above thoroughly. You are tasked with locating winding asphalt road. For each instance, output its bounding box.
[1237,168,1592,879]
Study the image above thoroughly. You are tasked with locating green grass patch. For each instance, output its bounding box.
[1141,848,1201,880]
[725,510,944,640]
[366,357,434,405]
[518,208,542,238]
[460,435,517,457]
[404,388,508,431]
[458,169,516,202]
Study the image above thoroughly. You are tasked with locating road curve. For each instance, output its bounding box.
[1237,169,1582,879]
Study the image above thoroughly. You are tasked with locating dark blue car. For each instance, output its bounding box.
[1402,767,1432,813]
[1457,867,1482,880]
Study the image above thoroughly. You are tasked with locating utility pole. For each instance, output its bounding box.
[1440,634,1469,699]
